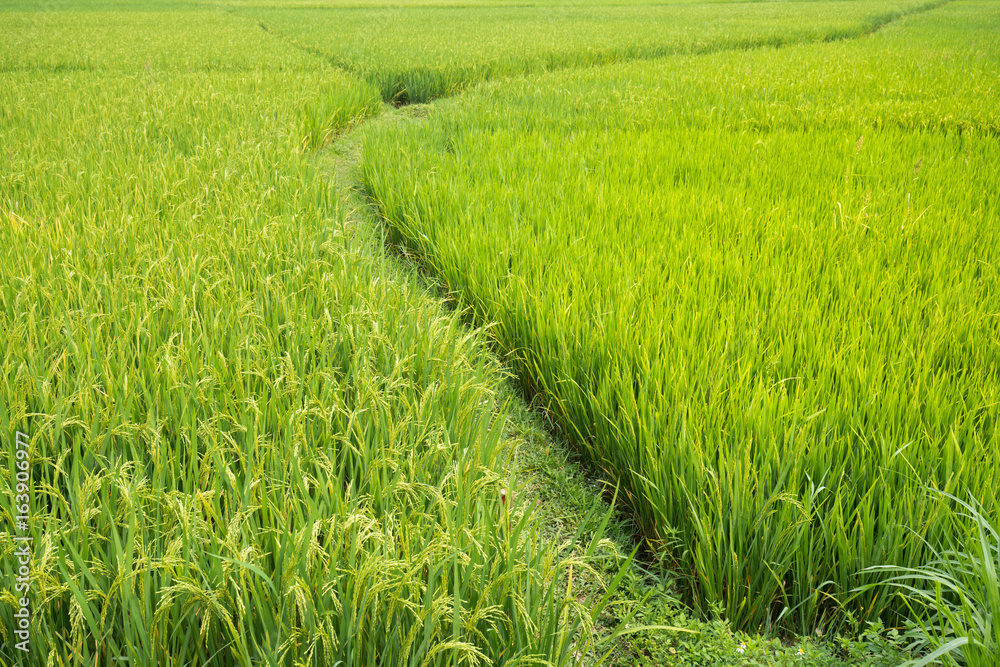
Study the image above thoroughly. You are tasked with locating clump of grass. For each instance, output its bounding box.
[863,491,999,667]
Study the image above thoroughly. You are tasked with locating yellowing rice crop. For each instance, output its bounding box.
[0,7,625,665]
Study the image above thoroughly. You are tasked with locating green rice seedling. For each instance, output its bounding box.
[360,0,1000,634]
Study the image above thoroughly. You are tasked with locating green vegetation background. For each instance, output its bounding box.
[1,0,995,664]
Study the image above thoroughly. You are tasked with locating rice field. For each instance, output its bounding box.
[2,0,997,663]
[361,0,1000,634]
[0,5,626,664]
[245,0,948,102]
